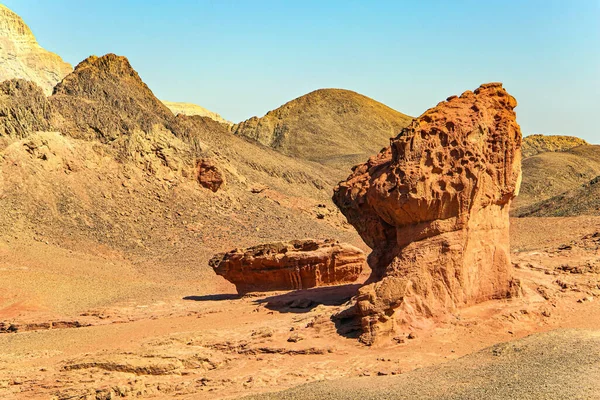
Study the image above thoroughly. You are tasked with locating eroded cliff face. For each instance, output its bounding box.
[0,4,72,95]
[333,83,522,344]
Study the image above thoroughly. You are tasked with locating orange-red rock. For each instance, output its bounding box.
[210,239,365,294]
[196,159,225,192]
[333,83,522,344]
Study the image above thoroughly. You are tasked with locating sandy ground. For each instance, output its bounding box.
[0,216,599,399]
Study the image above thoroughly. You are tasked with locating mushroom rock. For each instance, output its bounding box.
[332,83,522,344]
[209,239,366,294]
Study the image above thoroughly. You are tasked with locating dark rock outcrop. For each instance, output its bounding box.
[49,54,191,145]
[0,79,52,137]
[333,83,522,344]
[210,239,366,294]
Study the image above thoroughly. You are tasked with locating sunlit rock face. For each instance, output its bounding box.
[0,4,72,95]
[210,239,366,294]
[333,83,523,344]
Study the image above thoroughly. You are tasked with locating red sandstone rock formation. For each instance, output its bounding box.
[196,159,225,192]
[333,83,522,344]
[209,239,366,294]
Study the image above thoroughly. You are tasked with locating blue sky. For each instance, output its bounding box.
[4,0,599,142]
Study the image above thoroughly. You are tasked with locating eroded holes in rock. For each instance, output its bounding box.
[445,121,456,132]
[439,132,448,146]
[424,150,434,167]
[450,140,458,147]
[451,182,465,191]
[450,149,459,159]
[438,181,447,191]
[421,130,428,140]
[432,167,443,174]
[397,185,409,195]
[465,168,477,181]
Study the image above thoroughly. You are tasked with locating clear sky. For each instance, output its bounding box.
[4,0,599,142]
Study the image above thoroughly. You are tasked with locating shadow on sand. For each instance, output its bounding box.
[254,284,362,314]
[183,294,241,301]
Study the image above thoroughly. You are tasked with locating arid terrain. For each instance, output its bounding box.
[0,4,599,400]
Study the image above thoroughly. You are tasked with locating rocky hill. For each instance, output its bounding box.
[0,4,71,95]
[516,175,600,217]
[162,100,232,125]
[231,89,413,168]
[522,134,588,157]
[0,51,365,314]
[514,144,600,212]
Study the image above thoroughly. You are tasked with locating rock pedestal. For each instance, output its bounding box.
[333,83,522,344]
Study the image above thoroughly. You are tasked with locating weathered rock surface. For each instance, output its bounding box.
[333,83,522,344]
[196,159,225,192]
[0,79,51,138]
[50,54,187,143]
[0,4,72,95]
[210,239,365,294]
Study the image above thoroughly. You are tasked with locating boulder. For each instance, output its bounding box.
[196,159,225,192]
[332,83,522,344]
[209,239,365,294]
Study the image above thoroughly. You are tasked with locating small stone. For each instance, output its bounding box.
[407,332,416,340]
[287,333,304,343]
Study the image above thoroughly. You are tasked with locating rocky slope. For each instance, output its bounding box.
[522,134,588,157]
[231,89,413,169]
[514,144,600,212]
[0,50,365,320]
[162,100,232,125]
[0,4,71,95]
[333,83,522,344]
[516,174,600,217]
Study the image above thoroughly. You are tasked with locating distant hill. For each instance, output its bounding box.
[162,100,232,125]
[0,4,71,95]
[516,175,600,217]
[231,88,413,168]
[514,144,600,212]
[522,134,588,157]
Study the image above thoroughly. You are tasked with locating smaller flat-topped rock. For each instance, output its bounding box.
[209,239,365,294]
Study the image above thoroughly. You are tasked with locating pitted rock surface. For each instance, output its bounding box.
[333,83,522,344]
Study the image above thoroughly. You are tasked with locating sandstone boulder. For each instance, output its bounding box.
[196,159,225,192]
[333,83,522,344]
[210,239,365,294]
